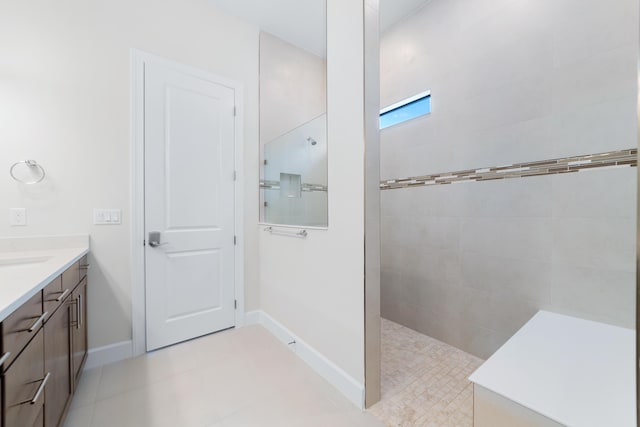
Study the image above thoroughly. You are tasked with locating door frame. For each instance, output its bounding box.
[130,49,245,357]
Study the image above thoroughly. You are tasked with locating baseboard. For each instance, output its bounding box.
[244,310,365,409]
[84,340,133,370]
[244,310,262,326]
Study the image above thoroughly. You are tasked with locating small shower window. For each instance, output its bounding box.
[380,90,431,129]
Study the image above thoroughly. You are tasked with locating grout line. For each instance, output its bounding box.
[370,319,483,426]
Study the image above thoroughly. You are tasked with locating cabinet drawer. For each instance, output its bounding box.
[1,291,43,370]
[43,276,66,322]
[4,328,46,427]
[62,260,80,292]
[78,254,89,281]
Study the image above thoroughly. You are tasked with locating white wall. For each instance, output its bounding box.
[380,0,638,358]
[0,0,260,349]
[259,0,366,385]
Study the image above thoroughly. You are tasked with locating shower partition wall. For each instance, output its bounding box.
[636,5,640,424]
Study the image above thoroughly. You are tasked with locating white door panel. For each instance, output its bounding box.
[144,61,236,351]
[164,249,222,319]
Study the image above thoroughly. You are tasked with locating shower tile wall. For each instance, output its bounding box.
[380,0,638,359]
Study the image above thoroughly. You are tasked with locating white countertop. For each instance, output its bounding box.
[0,235,89,322]
[469,311,636,427]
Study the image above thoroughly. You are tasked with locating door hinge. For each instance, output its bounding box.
[143,240,146,247]
[233,106,237,116]
[263,159,268,166]
[234,299,237,309]
[234,235,237,245]
[233,170,237,181]
[264,201,268,207]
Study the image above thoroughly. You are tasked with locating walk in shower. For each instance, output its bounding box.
[372,0,638,425]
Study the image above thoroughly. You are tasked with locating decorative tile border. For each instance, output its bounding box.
[380,149,637,190]
[260,180,328,193]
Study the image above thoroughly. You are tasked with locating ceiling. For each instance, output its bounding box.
[208,0,430,58]
[380,0,431,32]
[209,0,327,57]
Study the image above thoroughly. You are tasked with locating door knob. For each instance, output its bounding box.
[148,231,169,248]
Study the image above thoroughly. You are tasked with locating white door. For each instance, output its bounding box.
[144,60,236,351]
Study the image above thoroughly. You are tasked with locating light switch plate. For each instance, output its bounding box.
[9,208,27,226]
[94,209,122,225]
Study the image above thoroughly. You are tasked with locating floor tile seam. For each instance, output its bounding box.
[381,372,431,392]
[437,383,474,413]
[70,397,99,412]
[385,379,440,397]
[94,361,209,404]
[401,380,471,410]
[93,381,166,406]
[381,382,426,394]
[93,385,228,427]
[382,390,452,412]
[79,367,105,407]
[86,403,97,427]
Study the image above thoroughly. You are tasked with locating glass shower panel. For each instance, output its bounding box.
[262,114,328,227]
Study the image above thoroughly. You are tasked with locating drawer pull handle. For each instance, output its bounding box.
[0,352,10,366]
[28,312,48,332]
[56,289,71,302]
[30,372,50,405]
[79,264,90,269]
[78,294,82,329]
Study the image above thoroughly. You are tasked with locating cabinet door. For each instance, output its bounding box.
[71,278,87,385]
[32,404,44,427]
[44,302,71,427]
[4,328,46,427]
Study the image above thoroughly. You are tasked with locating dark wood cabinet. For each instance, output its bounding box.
[4,328,45,427]
[71,277,87,385]
[44,301,71,427]
[42,277,62,323]
[1,254,89,427]
[1,291,44,370]
[32,406,44,427]
[61,262,79,295]
[78,255,88,282]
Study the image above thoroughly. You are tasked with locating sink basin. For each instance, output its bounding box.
[0,256,52,269]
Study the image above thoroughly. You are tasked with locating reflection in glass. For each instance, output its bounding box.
[259,28,327,227]
[261,114,327,227]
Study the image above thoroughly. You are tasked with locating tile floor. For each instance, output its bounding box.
[64,325,383,427]
[369,319,484,427]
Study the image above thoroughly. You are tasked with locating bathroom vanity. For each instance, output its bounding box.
[0,236,89,427]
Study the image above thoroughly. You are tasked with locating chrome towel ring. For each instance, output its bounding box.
[10,160,46,184]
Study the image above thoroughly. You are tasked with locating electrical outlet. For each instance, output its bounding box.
[9,208,27,226]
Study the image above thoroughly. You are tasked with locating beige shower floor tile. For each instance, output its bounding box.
[369,319,484,427]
